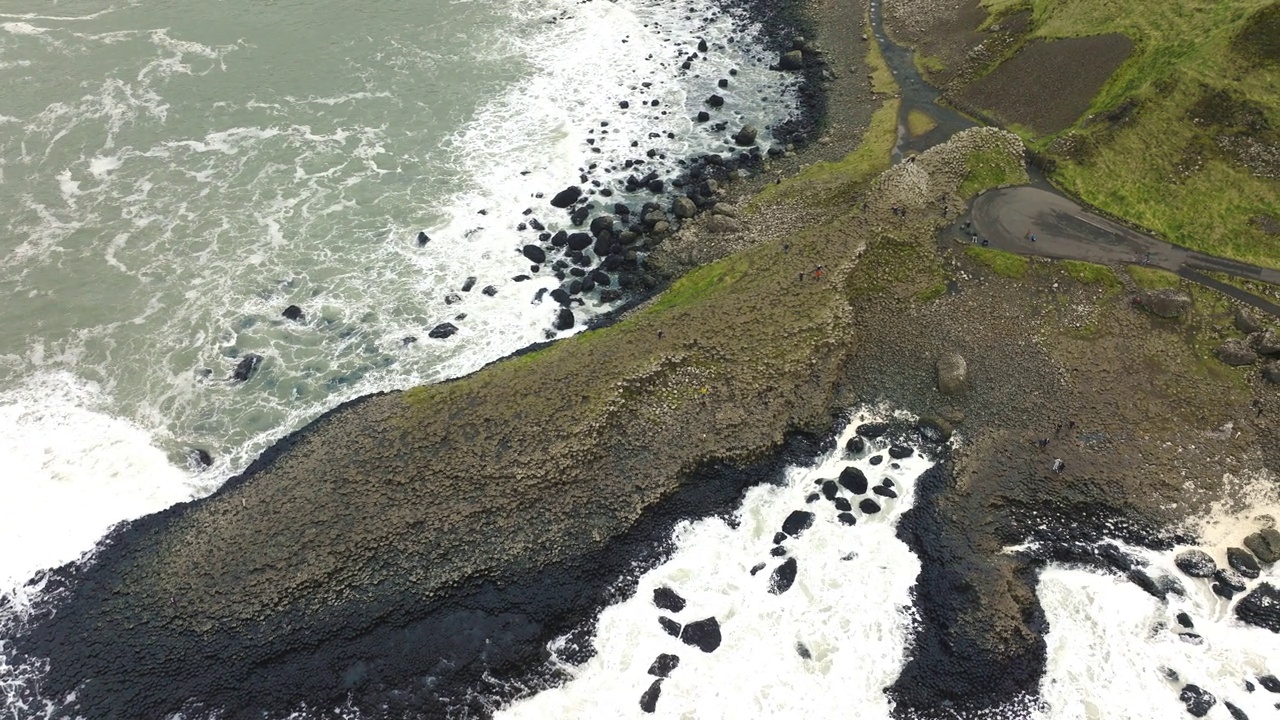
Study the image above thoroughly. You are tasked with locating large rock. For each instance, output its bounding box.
[1250,329,1280,356]
[1235,308,1264,334]
[1265,362,1280,384]
[1174,549,1216,578]
[679,617,722,653]
[917,415,954,443]
[550,186,582,208]
[521,245,546,264]
[1141,289,1192,318]
[653,587,685,613]
[769,558,798,595]
[704,214,742,234]
[782,510,815,538]
[553,309,575,332]
[733,125,758,146]
[936,352,969,395]
[1245,528,1280,563]
[672,197,697,219]
[779,50,804,70]
[1235,583,1280,632]
[1179,684,1216,717]
[639,679,662,713]
[1228,547,1262,579]
[839,466,869,494]
[647,654,679,678]
[231,354,263,382]
[1216,339,1259,367]
[428,323,458,340]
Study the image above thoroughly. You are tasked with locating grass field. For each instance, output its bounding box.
[977,0,1280,269]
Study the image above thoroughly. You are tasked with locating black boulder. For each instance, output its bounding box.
[781,510,815,538]
[1236,584,1280,633]
[428,323,458,340]
[1229,547,1262,579]
[1179,684,1216,717]
[521,245,547,264]
[653,587,686,613]
[838,467,868,494]
[231,354,262,382]
[550,186,582,208]
[680,617,722,653]
[553,309,575,331]
[769,558,797,595]
[639,679,662,714]
[647,654,680,678]
[281,305,304,322]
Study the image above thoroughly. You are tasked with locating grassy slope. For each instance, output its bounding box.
[980,0,1280,269]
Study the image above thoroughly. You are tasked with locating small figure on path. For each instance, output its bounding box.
[1051,458,1066,474]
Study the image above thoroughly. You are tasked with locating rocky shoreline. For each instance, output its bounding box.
[3,0,1278,718]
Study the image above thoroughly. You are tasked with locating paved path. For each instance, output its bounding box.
[969,186,1280,316]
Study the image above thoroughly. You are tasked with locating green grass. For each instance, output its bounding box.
[957,149,1027,198]
[649,253,750,312]
[866,19,897,95]
[978,0,1280,268]
[916,280,949,302]
[1061,260,1120,287]
[1126,265,1182,289]
[915,54,947,77]
[906,109,938,138]
[965,246,1030,278]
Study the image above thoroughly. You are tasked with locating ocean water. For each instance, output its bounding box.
[0,0,800,596]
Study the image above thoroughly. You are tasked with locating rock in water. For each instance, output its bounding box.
[888,444,914,459]
[1236,583,1280,632]
[428,323,458,340]
[1245,528,1280,563]
[281,305,304,322]
[416,231,430,246]
[1229,547,1262,578]
[1174,549,1216,578]
[1179,684,1216,717]
[874,486,898,499]
[554,308,575,331]
[937,352,969,395]
[231,354,262,382]
[658,617,682,637]
[1216,568,1248,592]
[838,512,856,525]
[521,245,546,264]
[706,94,725,108]
[779,50,804,70]
[856,422,889,438]
[769,557,798,595]
[782,510,815,538]
[653,587,686,613]
[188,448,213,469]
[1223,700,1249,720]
[733,125,758,146]
[550,186,582,208]
[461,276,477,292]
[821,480,838,501]
[680,617,722,653]
[639,679,662,713]
[846,436,865,454]
[838,467,868,494]
[1259,675,1280,693]
[648,653,680,678]
[1216,339,1259,367]
[859,498,882,514]
[1142,288,1193,318]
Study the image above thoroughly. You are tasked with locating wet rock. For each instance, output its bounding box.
[482,285,497,297]
[859,498,881,514]
[1245,528,1280,563]
[1179,684,1216,717]
[782,510,815,538]
[837,512,856,525]
[680,617,722,652]
[888,445,914,459]
[845,436,865,454]
[750,562,766,576]
[1216,339,1259,367]
[821,480,838,501]
[282,305,305,322]
[1142,288,1193,318]
[1224,700,1249,720]
[795,642,811,660]
[401,336,417,345]
[647,653,680,678]
[1129,569,1172,600]
[1259,675,1280,692]
[231,354,263,382]
[445,293,462,305]
[869,454,883,465]
[1229,547,1262,578]
[428,323,458,340]
[461,276,477,292]
[416,231,430,246]
[639,679,662,713]
[1216,568,1249,592]
[779,50,804,70]
[1179,632,1204,645]
[833,497,852,512]
[522,245,547,264]
[916,415,953,443]
[838,467,868,494]
[773,531,788,545]
[550,186,583,208]
[188,448,213,469]
[1212,582,1237,600]
[658,617,682,637]
[1174,549,1216,578]
[1236,308,1264,334]
[769,558,798,595]
[653,587,686,613]
[567,233,593,252]
[874,486,898,499]
[672,196,697,219]
[856,422,889,438]
[733,125,758,146]
[771,546,788,557]
[937,352,968,395]
[704,214,742,234]
[1176,612,1194,628]
[706,94,725,108]
[554,309,575,332]
[1236,583,1280,632]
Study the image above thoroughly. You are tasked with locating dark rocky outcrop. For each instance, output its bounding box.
[639,679,662,713]
[1179,684,1216,717]
[782,510,815,537]
[428,323,459,339]
[838,466,868,494]
[1236,583,1280,632]
[769,558,798,595]
[282,305,305,322]
[653,587,686,613]
[647,654,679,678]
[1142,289,1193,318]
[1175,549,1216,578]
[1228,547,1262,578]
[1216,339,1259,367]
[550,186,583,209]
[1245,528,1280,563]
[679,617,722,653]
[231,354,263,382]
[554,309,575,331]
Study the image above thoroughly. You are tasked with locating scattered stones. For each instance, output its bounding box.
[550,186,583,208]
[1236,583,1280,633]
[522,245,547,264]
[282,305,304,322]
[779,50,804,70]
[231,354,263,382]
[1229,547,1262,579]
[1174,549,1217,578]
[733,125,758,146]
[1179,684,1216,717]
[1245,528,1280,563]
[782,510,815,538]
[653,587,686,613]
[936,352,969,395]
[428,323,458,340]
[1216,339,1259,367]
[639,679,662,713]
[1141,289,1193,319]
[856,422,889,438]
[838,467,868,494]
[679,617,722,652]
[647,654,680,678]
[769,557,798,594]
[859,498,881,514]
